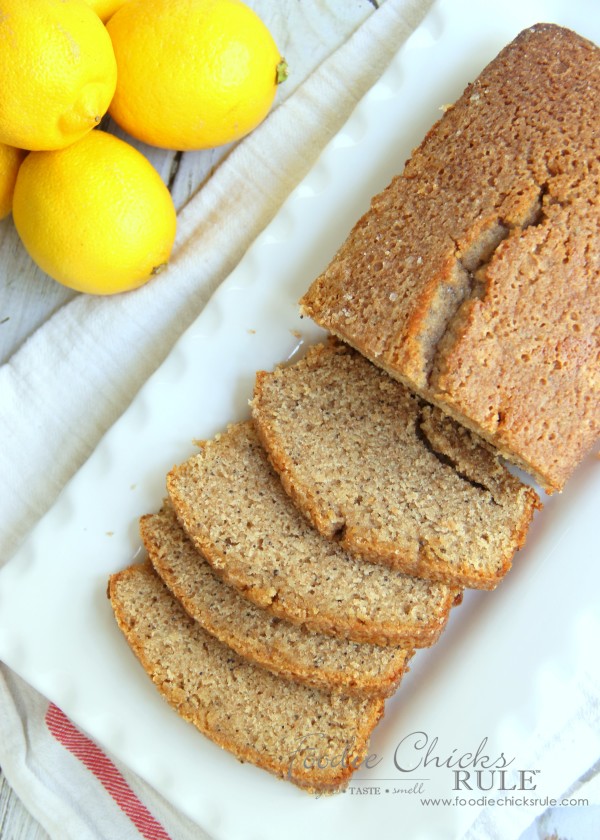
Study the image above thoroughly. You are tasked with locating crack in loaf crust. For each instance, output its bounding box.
[300,24,600,493]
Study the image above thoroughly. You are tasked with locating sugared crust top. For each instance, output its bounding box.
[301,24,600,492]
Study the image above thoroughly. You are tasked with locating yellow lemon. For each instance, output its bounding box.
[107,0,288,150]
[0,144,27,220]
[0,0,117,151]
[83,0,129,23]
[13,131,177,295]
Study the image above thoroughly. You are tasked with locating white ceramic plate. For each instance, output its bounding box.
[1,1,599,838]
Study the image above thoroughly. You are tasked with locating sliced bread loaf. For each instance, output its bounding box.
[167,421,461,647]
[300,24,600,493]
[252,340,540,589]
[141,502,413,698]
[108,563,384,793]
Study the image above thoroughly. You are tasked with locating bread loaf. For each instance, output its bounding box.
[300,24,600,493]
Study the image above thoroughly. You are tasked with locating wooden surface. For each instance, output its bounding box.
[0,774,49,840]
[0,1,380,836]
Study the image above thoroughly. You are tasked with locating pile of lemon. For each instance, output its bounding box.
[0,0,287,295]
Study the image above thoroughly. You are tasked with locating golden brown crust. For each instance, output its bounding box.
[300,24,600,493]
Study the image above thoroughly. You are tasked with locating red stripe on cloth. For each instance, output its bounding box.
[45,703,172,840]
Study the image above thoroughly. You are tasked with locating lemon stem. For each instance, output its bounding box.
[276,59,289,85]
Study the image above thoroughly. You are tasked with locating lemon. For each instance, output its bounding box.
[106,0,288,150]
[0,0,117,151]
[83,0,130,22]
[13,131,177,295]
[0,144,27,220]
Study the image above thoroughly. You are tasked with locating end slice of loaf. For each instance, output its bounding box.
[141,502,413,698]
[300,24,600,493]
[167,421,461,647]
[109,563,384,793]
[252,341,540,590]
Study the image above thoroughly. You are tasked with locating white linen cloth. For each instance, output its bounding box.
[0,1,597,837]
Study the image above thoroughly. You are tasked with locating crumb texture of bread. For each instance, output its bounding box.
[252,341,540,589]
[141,503,413,698]
[108,563,384,793]
[167,421,460,647]
[300,24,600,492]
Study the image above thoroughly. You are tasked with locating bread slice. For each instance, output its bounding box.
[141,502,413,698]
[167,421,461,647]
[108,563,384,793]
[252,341,540,590]
[300,24,600,494]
